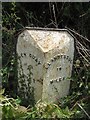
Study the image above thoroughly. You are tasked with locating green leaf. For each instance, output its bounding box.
[0,89,5,95]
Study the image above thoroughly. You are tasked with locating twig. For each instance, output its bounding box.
[65,26,90,43]
[49,2,53,21]
[44,22,54,28]
[66,28,90,64]
[52,4,58,28]
[57,2,66,19]
[71,96,90,110]
[77,103,90,119]
[76,41,90,58]
[49,19,58,28]
[76,46,89,64]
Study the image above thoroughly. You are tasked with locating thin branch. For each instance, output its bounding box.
[76,46,89,64]
[71,96,90,110]
[66,27,90,64]
[49,2,53,21]
[77,103,90,119]
[44,22,54,28]
[76,41,90,58]
[65,26,90,43]
[52,4,58,28]
[57,2,66,19]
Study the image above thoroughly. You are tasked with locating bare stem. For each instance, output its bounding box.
[77,103,90,119]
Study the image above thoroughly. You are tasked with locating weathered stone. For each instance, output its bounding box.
[17,27,74,104]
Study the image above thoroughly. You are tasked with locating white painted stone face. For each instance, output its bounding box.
[17,27,74,104]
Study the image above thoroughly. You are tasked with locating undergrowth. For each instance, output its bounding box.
[1,2,90,119]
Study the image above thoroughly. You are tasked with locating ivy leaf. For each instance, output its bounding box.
[0,89,5,95]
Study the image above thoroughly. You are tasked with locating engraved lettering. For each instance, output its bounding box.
[29,53,32,57]
[57,66,62,71]
[50,80,53,84]
[24,53,26,56]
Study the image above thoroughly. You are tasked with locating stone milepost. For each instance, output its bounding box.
[17,27,74,104]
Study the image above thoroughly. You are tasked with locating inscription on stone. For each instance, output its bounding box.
[45,54,73,70]
[17,28,74,103]
[20,52,42,66]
